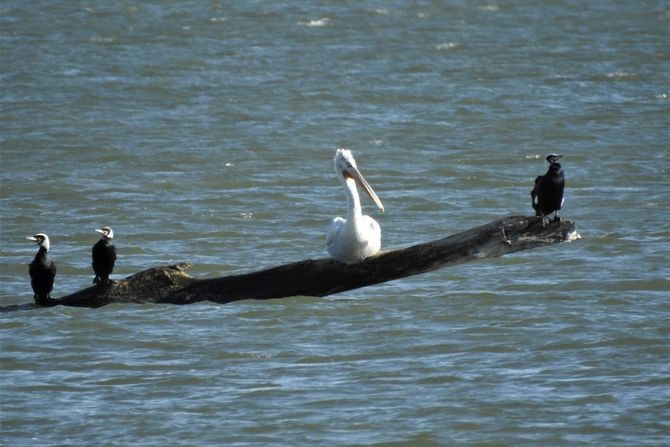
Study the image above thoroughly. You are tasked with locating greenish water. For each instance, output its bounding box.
[1,1,669,445]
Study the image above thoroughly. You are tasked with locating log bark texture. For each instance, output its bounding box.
[49,215,579,308]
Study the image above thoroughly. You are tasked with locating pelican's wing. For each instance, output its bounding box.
[363,215,381,238]
[326,217,345,249]
[362,215,382,256]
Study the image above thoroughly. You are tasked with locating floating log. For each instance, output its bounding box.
[38,215,580,308]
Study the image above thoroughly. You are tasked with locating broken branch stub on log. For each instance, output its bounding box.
[54,215,579,308]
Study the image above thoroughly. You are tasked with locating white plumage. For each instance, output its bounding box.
[326,149,384,264]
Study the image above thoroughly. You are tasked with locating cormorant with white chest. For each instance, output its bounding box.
[92,226,116,285]
[27,233,57,304]
[531,154,565,224]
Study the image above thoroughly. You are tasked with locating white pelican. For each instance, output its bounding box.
[326,148,384,264]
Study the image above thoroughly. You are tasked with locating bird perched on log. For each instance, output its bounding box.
[92,226,116,285]
[327,148,385,264]
[27,233,57,304]
[531,154,565,224]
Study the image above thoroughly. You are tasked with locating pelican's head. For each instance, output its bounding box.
[333,148,384,212]
[95,226,114,240]
[545,154,563,165]
[26,233,50,252]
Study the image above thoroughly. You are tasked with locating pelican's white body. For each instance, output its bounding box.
[326,149,383,264]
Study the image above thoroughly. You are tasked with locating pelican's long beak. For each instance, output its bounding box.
[346,166,385,213]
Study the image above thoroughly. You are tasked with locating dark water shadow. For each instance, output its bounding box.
[0,302,42,313]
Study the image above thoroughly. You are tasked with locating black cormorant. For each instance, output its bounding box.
[531,154,565,224]
[92,226,116,285]
[27,233,57,304]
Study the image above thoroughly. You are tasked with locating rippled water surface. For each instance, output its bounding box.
[1,1,669,445]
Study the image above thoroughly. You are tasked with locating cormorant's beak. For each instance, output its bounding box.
[26,236,38,243]
[545,154,563,165]
[344,166,385,213]
[95,229,105,235]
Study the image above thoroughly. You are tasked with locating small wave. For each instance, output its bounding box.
[89,36,116,44]
[606,72,635,79]
[479,5,500,12]
[298,18,330,27]
[588,71,640,82]
[61,69,81,77]
[436,42,459,51]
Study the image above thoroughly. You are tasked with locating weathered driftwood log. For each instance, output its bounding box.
[46,215,579,308]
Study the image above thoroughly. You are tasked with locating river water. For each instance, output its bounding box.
[1,1,669,445]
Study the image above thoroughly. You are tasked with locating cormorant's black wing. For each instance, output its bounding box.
[531,175,543,214]
[48,260,57,284]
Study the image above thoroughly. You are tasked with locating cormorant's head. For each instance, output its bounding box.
[26,233,50,252]
[548,163,563,174]
[545,154,563,165]
[95,226,114,240]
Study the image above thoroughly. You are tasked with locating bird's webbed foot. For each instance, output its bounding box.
[33,294,58,307]
[95,278,113,289]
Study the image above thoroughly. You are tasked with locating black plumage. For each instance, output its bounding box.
[27,233,57,304]
[92,226,117,285]
[531,154,565,223]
